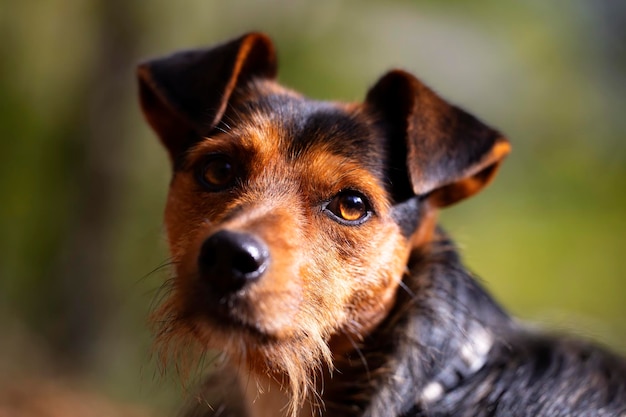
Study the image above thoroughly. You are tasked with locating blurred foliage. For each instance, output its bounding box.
[0,0,624,412]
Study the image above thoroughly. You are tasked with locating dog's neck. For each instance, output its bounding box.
[320,230,513,417]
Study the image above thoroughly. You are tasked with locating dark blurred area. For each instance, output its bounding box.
[0,0,624,413]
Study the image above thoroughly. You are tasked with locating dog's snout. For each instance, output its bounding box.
[198,230,270,294]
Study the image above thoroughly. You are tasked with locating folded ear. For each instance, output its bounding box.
[137,32,277,164]
[365,70,510,208]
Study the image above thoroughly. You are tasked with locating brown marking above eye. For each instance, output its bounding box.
[325,191,372,225]
[197,154,237,191]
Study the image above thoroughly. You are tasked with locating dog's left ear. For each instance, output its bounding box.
[365,70,510,208]
[137,32,277,163]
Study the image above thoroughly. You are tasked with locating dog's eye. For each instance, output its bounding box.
[197,155,237,191]
[325,191,372,225]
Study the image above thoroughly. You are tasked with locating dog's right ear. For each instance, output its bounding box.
[137,32,277,164]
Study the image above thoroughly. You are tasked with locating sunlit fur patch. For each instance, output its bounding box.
[151,81,414,416]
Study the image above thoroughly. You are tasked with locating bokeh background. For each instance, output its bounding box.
[1,0,625,414]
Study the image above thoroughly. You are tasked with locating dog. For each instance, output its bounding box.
[137,32,626,417]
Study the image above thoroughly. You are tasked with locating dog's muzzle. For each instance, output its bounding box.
[198,230,270,296]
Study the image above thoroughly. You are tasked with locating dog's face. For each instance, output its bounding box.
[164,85,408,344]
[137,32,509,399]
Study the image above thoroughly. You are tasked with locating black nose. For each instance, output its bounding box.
[198,230,270,295]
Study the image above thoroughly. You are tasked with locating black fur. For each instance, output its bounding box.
[390,196,422,238]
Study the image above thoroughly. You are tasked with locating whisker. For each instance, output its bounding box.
[398,278,417,299]
[147,276,176,314]
[136,258,178,285]
[343,329,370,381]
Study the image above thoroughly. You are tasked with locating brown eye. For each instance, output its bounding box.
[198,155,236,191]
[325,191,372,225]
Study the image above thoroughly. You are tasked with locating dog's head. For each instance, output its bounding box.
[138,32,509,407]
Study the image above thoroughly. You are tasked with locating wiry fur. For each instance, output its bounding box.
[137,33,626,417]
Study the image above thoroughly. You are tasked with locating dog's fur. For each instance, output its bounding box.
[137,33,626,417]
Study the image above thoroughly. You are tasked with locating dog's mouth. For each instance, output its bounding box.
[184,277,297,343]
[203,312,273,346]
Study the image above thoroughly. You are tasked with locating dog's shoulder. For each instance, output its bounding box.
[378,236,626,417]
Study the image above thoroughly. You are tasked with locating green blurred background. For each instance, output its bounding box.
[1,0,625,413]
